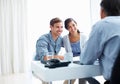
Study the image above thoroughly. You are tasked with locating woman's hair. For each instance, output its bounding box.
[64,18,80,33]
[100,0,120,16]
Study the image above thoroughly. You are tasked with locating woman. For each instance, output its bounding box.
[63,18,87,57]
[63,18,100,84]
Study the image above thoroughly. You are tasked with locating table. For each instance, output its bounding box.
[31,61,102,83]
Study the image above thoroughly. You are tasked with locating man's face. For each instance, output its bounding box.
[50,22,63,37]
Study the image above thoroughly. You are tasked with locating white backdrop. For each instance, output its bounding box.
[27,0,101,69]
[27,0,92,62]
[0,0,101,75]
[0,0,27,75]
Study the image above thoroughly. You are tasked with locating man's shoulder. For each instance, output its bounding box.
[37,33,50,41]
[41,33,49,38]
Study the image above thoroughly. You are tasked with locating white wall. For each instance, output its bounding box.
[27,0,101,62]
[90,0,101,25]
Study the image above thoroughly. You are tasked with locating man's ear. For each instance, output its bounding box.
[100,7,107,19]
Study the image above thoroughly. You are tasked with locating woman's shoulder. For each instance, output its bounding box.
[63,34,69,39]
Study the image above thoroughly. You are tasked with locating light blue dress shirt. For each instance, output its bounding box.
[34,31,63,63]
[80,16,120,80]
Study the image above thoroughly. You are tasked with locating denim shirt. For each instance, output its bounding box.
[34,31,63,63]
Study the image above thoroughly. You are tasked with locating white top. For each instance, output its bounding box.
[63,32,88,53]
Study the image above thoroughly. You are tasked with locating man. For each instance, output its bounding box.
[35,17,64,63]
[34,17,64,84]
[80,0,120,83]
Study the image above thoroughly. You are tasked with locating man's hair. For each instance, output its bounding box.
[100,0,120,16]
[50,17,62,26]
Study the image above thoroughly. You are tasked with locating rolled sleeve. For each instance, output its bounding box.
[35,36,48,62]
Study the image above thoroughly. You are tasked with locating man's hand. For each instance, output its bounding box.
[54,55,64,60]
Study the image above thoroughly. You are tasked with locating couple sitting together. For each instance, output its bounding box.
[34,0,120,84]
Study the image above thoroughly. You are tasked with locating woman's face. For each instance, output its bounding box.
[67,21,77,34]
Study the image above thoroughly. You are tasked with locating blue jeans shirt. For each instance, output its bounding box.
[34,31,63,63]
